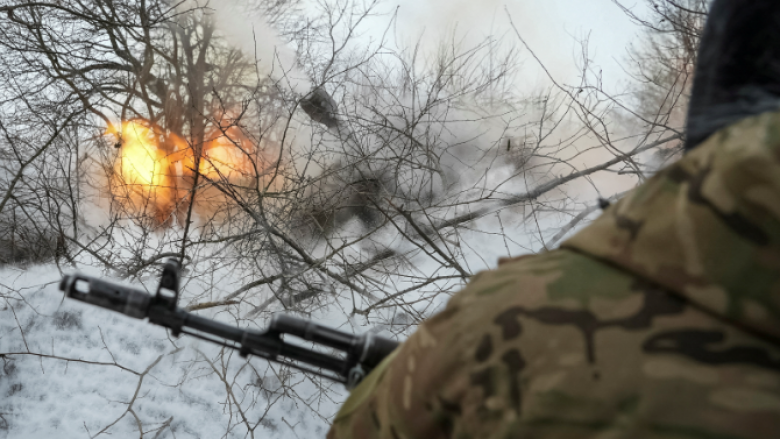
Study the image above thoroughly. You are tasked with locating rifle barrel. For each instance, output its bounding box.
[59,272,399,387]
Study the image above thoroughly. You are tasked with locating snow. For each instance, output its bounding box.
[1,265,347,438]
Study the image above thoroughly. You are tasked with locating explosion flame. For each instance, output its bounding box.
[106,119,257,224]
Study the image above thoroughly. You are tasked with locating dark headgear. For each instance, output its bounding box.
[685,0,780,150]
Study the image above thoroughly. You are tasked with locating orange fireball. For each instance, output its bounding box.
[192,128,256,182]
[105,119,262,225]
[106,120,182,223]
[107,120,171,187]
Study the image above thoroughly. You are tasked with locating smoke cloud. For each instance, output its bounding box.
[200,0,311,94]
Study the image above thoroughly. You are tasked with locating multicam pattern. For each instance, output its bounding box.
[327,111,780,439]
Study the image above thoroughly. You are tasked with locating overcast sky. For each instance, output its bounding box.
[384,0,644,92]
[211,0,646,97]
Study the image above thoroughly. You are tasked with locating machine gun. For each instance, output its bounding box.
[59,259,399,389]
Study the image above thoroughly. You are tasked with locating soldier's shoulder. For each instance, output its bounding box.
[446,249,641,317]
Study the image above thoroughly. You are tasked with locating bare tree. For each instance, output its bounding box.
[615,0,706,164]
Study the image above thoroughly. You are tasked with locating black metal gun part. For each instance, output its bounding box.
[59,259,399,388]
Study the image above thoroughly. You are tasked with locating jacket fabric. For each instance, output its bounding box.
[327,111,780,439]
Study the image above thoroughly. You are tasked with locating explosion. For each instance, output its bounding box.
[105,119,258,224]
[106,120,177,186]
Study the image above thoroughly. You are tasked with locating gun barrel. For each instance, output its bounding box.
[60,274,150,319]
[60,271,400,387]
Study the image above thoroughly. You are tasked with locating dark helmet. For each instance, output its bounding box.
[685,0,780,150]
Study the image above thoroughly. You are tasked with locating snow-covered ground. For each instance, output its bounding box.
[1,263,343,438]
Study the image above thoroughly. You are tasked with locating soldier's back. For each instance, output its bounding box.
[329,110,780,439]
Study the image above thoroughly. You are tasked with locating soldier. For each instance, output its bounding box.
[328,0,780,438]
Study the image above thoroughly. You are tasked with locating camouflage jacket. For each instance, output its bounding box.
[328,111,780,439]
